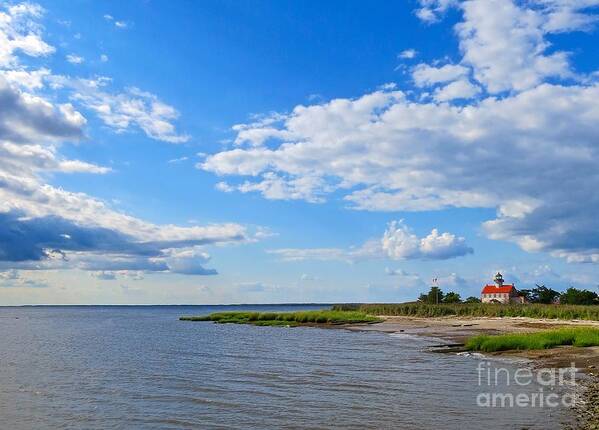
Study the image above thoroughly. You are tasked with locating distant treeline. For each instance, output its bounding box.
[331,303,599,321]
[412,285,599,306]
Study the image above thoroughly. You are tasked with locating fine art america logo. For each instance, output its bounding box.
[476,361,579,408]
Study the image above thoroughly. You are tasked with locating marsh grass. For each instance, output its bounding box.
[332,303,599,321]
[466,327,599,352]
[179,310,382,326]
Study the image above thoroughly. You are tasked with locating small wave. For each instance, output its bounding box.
[456,351,486,358]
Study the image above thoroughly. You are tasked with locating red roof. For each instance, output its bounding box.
[481,285,516,294]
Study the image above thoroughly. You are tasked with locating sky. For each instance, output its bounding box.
[1,0,599,305]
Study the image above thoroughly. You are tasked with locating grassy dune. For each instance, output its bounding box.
[466,327,599,352]
[180,310,382,326]
[332,303,599,321]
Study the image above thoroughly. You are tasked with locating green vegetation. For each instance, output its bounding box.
[418,286,444,304]
[332,303,599,321]
[466,327,599,352]
[417,284,598,306]
[180,310,382,326]
[417,287,463,304]
[560,287,599,305]
[442,291,462,304]
[519,284,561,304]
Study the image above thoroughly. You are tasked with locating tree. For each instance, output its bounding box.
[559,287,599,305]
[464,296,481,304]
[518,289,533,302]
[520,284,561,304]
[534,284,561,304]
[443,291,462,304]
[418,286,444,304]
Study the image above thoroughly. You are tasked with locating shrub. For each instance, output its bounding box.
[331,303,599,321]
[466,328,599,352]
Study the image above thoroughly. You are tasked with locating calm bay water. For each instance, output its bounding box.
[0,305,571,429]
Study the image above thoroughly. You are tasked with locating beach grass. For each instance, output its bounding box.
[179,310,382,326]
[332,303,599,321]
[466,327,599,352]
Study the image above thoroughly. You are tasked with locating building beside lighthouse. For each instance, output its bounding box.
[480,273,526,304]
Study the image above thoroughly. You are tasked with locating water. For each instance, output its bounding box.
[0,305,572,429]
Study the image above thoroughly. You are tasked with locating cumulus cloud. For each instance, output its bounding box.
[269,221,471,263]
[433,78,481,101]
[456,0,574,94]
[202,0,599,264]
[382,220,473,260]
[412,63,469,87]
[162,247,218,275]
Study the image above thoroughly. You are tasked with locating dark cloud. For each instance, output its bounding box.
[0,211,159,262]
[0,77,83,144]
[0,211,221,275]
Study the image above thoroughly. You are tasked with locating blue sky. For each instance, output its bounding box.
[1,0,599,304]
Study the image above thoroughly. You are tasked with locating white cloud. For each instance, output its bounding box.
[270,221,471,262]
[0,5,254,277]
[57,160,111,174]
[100,54,108,62]
[414,0,599,94]
[103,14,130,29]
[1,68,50,90]
[168,156,189,164]
[456,0,574,93]
[203,0,599,263]
[162,247,217,275]
[415,0,457,22]
[382,220,473,260]
[540,0,599,33]
[0,3,54,67]
[66,54,84,64]
[433,78,481,101]
[412,63,469,87]
[51,76,190,143]
[398,49,418,59]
